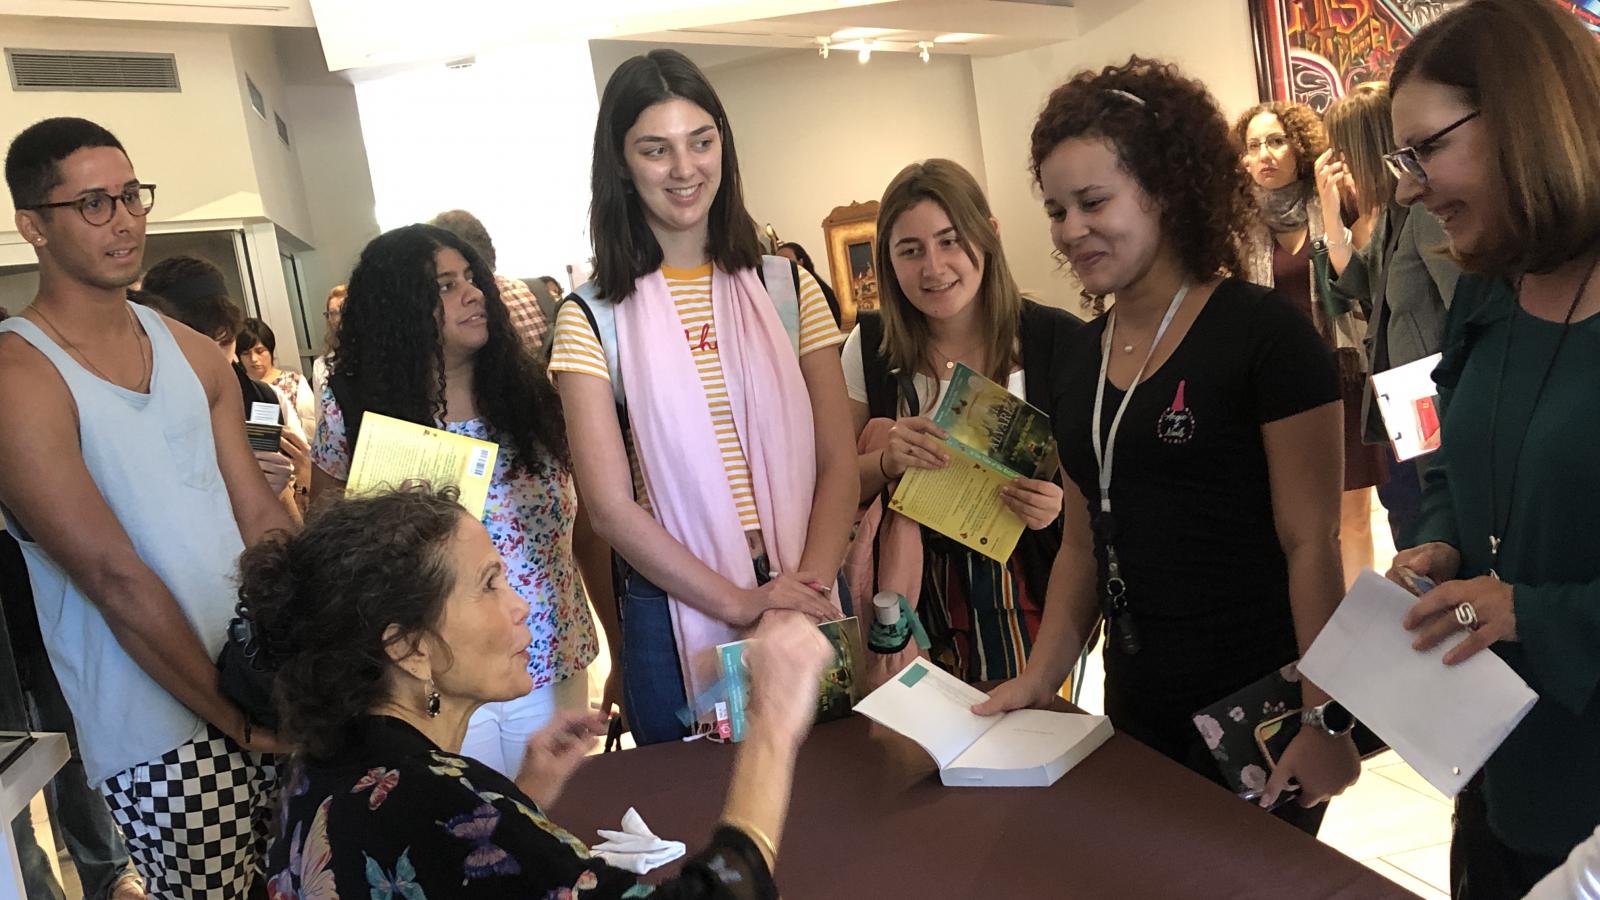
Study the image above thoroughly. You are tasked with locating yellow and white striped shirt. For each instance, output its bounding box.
[549,263,842,529]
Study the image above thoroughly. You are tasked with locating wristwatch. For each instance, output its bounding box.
[1301,700,1355,738]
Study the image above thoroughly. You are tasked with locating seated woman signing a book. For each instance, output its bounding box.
[251,486,833,898]
[309,224,608,780]
[845,158,1082,685]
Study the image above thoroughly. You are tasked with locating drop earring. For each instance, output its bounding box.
[425,679,441,718]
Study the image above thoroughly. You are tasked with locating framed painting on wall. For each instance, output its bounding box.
[822,200,880,332]
[1251,1,1600,113]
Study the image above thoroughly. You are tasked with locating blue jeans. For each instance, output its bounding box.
[617,559,854,747]
[618,564,692,747]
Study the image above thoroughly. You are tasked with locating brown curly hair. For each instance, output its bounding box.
[1233,101,1327,185]
[1029,56,1254,285]
[236,485,466,759]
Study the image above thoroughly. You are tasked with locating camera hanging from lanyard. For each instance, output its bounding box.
[1088,281,1191,658]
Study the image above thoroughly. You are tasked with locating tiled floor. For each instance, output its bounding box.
[31,496,1449,899]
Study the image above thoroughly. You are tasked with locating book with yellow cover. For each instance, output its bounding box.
[888,364,1058,563]
[345,413,499,519]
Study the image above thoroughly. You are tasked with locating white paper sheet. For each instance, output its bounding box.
[1371,353,1443,461]
[1300,570,1538,796]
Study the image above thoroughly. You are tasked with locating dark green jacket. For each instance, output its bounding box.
[1414,273,1600,858]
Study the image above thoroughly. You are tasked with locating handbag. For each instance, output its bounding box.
[1312,238,1370,392]
[215,602,280,730]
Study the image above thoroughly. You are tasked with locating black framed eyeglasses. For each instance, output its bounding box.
[1384,113,1479,186]
[22,184,157,226]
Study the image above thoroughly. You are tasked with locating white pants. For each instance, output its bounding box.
[461,674,588,778]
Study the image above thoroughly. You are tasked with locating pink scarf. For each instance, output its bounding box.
[615,265,840,709]
[845,417,927,691]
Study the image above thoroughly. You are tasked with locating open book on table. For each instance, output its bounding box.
[887,363,1059,563]
[854,659,1112,787]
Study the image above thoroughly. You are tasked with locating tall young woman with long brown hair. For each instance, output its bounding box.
[549,50,855,745]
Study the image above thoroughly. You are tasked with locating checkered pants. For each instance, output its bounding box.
[100,724,278,898]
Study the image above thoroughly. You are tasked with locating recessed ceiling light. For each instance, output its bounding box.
[933,33,986,44]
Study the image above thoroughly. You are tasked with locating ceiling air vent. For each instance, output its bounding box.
[274,113,290,147]
[5,48,180,92]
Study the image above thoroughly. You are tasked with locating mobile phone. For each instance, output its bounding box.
[1254,710,1301,770]
[244,421,283,454]
[1395,565,1437,596]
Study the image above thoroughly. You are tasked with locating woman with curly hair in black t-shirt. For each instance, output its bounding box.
[974,56,1360,835]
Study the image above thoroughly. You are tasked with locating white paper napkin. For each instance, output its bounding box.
[592,807,687,874]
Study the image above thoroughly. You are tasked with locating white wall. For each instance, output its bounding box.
[274,29,380,351]
[707,50,989,290]
[0,18,262,241]
[352,41,599,283]
[229,27,316,244]
[970,0,1260,309]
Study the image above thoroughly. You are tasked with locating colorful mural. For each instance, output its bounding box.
[1252,1,1600,111]
[1250,0,1457,113]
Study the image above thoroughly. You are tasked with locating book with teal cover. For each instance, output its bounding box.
[717,616,862,742]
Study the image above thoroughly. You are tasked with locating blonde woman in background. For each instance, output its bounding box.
[1315,82,1459,550]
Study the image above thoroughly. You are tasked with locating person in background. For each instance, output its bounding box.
[237,317,316,439]
[845,158,1078,684]
[429,209,549,354]
[139,256,311,520]
[1236,100,1386,587]
[539,274,564,304]
[1385,0,1600,893]
[253,486,829,897]
[1315,82,1460,549]
[550,50,854,745]
[777,240,843,328]
[310,282,344,402]
[974,57,1358,834]
[0,116,290,896]
[311,224,605,778]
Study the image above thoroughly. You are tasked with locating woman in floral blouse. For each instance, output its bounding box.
[246,486,832,898]
[310,224,605,777]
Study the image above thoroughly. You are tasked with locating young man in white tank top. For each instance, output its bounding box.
[0,117,295,898]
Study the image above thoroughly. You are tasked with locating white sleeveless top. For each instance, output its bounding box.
[0,303,243,785]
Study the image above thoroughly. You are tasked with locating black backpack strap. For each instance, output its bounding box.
[327,368,367,459]
[857,311,908,420]
[557,292,628,427]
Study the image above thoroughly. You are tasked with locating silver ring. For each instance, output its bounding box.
[1454,602,1480,632]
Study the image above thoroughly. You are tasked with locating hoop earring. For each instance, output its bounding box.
[425,679,441,718]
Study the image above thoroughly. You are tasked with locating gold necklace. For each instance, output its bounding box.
[31,302,150,391]
[930,339,983,372]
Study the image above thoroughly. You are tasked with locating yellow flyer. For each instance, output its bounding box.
[888,364,1059,563]
[345,413,498,519]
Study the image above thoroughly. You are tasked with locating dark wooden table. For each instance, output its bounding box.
[550,714,1415,898]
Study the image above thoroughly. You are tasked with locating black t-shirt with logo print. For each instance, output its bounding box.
[1053,278,1340,734]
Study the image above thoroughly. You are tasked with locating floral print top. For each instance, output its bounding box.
[312,382,597,687]
[266,716,776,899]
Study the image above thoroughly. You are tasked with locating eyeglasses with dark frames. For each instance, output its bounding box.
[21,184,157,226]
[1384,112,1479,186]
